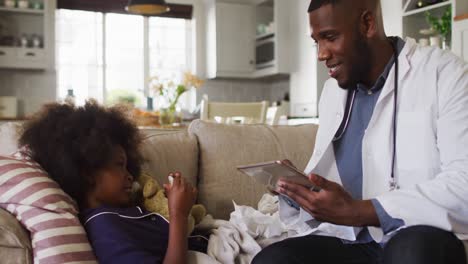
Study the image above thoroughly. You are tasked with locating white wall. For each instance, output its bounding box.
[381,0,403,37]
[289,0,329,117]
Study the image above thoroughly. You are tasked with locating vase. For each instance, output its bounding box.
[429,35,441,48]
[159,107,182,126]
[441,36,450,50]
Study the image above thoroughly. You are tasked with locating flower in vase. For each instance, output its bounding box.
[149,72,204,124]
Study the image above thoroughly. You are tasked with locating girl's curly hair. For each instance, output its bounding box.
[19,100,143,208]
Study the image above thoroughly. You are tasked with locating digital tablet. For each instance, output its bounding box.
[237,160,320,192]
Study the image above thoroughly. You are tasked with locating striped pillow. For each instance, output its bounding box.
[0,155,97,264]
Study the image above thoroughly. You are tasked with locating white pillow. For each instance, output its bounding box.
[0,155,97,263]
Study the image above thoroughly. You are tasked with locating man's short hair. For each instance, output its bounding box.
[308,0,342,12]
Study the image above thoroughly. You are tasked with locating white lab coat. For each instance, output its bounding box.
[303,38,468,247]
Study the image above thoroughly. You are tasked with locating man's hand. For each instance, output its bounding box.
[277,174,379,227]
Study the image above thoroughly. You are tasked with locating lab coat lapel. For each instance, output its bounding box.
[305,82,347,174]
[375,38,414,107]
[318,88,347,157]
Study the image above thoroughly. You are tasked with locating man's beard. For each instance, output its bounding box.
[339,33,372,90]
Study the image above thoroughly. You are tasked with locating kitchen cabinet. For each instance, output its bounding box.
[452,18,468,61]
[206,1,255,78]
[205,0,292,79]
[0,0,55,70]
[252,0,291,78]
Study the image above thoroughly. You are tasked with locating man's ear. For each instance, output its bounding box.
[360,10,377,39]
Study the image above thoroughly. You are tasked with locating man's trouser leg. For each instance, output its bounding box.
[383,225,467,264]
[252,235,382,264]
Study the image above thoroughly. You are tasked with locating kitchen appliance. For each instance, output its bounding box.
[0,96,18,119]
[256,36,275,69]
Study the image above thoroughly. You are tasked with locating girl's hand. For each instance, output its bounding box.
[164,172,197,221]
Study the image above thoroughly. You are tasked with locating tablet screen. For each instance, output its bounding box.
[237,160,318,191]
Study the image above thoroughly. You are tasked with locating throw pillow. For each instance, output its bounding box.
[0,122,21,156]
[0,155,97,264]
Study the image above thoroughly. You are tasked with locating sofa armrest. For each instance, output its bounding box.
[0,208,32,264]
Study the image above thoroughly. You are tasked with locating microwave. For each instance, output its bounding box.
[256,37,275,69]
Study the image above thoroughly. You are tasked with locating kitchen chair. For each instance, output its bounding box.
[200,98,269,124]
[266,101,290,125]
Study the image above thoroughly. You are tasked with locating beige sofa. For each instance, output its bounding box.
[0,120,319,262]
[2,120,467,262]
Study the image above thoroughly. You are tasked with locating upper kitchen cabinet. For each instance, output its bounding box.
[206,0,255,78]
[252,0,291,78]
[205,0,291,79]
[0,0,55,70]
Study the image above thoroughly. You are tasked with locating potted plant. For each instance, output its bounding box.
[425,7,452,49]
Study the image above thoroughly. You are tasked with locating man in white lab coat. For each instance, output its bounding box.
[253,0,467,263]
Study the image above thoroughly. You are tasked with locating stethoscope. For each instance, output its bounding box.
[333,37,400,191]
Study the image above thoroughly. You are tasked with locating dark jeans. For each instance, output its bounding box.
[252,226,467,264]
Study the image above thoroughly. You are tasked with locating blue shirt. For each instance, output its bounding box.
[333,37,406,243]
[81,206,208,264]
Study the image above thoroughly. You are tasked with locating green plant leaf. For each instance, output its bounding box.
[425,8,452,38]
[176,85,187,96]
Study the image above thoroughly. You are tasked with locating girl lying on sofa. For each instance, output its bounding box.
[18,100,205,264]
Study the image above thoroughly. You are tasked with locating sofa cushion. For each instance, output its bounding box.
[140,131,199,187]
[188,120,318,219]
[0,208,32,264]
[0,155,96,264]
[268,125,318,171]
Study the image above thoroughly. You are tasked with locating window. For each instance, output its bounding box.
[105,13,144,102]
[56,10,194,109]
[56,10,104,105]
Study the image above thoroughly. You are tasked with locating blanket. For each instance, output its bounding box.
[196,194,287,264]
[198,193,364,264]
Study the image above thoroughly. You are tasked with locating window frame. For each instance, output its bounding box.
[56,9,194,108]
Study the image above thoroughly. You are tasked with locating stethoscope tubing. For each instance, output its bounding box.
[332,37,400,191]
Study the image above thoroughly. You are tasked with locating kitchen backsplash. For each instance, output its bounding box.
[0,69,56,117]
[197,76,289,104]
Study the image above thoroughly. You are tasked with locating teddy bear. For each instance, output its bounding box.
[137,172,206,234]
